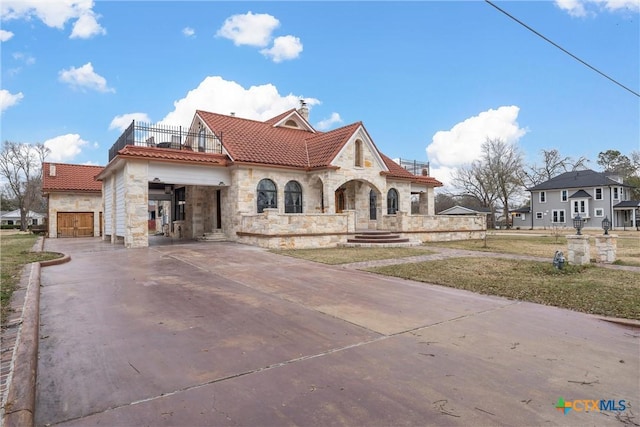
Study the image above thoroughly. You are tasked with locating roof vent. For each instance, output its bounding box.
[50,164,56,177]
[230,112,235,117]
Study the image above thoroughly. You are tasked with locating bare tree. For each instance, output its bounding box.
[0,141,49,231]
[523,149,589,187]
[482,138,525,228]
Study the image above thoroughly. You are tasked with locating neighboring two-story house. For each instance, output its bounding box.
[527,169,639,230]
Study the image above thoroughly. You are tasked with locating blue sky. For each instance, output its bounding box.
[1,0,638,188]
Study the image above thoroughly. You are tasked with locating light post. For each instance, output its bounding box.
[573,214,584,235]
[601,216,610,235]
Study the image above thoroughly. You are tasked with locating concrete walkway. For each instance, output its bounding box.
[33,239,640,426]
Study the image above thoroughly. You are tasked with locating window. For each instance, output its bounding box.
[552,209,565,223]
[594,208,604,217]
[284,181,303,213]
[198,128,206,152]
[536,212,543,220]
[594,188,603,200]
[561,190,568,202]
[539,191,546,203]
[174,187,186,221]
[572,199,588,216]
[354,140,363,167]
[387,188,399,214]
[613,187,620,200]
[257,179,277,213]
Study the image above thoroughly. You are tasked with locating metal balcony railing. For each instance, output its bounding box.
[108,121,223,161]
[397,158,430,176]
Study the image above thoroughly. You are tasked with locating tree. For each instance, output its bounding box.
[0,141,49,231]
[523,149,589,187]
[597,149,640,199]
[482,138,525,228]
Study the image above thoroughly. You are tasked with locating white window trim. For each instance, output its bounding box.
[539,191,546,203]
[552,209,566,224]
[613,187,620,200]
[594,187,603,200]
[594,208,604,217]
[561,190,568,202]
[536,212,543,220]
[571,199,589,218]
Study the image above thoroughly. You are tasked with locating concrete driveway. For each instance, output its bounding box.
[36,239,639,426]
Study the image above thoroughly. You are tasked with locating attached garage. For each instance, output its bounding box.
[57,212,95,237]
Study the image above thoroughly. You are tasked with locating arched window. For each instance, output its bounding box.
[354,140,363,167]
[285,181,303,213]
[257,179,277,213]
[387,188,399,214]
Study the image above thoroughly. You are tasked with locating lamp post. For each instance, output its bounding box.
[601,216,610,235]
[573,214,584,235]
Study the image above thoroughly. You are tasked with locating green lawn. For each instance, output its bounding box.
[1,233,62,322]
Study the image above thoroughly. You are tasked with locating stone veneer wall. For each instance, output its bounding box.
[123,161,149,248]
[594,234,617,263]
[383,212,486,242]
[47,192,102,238]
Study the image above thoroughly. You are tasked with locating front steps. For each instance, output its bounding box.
[340,230,420,248]
[198,231,227,242]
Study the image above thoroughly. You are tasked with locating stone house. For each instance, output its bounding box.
[42,163,104,237]
[527,169,639,230]
[97,105,487,248]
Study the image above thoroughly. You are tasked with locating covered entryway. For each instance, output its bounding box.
[57,212,94,237]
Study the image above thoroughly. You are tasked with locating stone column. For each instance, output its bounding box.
[594,234,617,264]
[566,234,590,265]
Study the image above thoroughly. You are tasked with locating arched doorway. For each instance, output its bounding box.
[369,190,377,220]
[335,188,345,213]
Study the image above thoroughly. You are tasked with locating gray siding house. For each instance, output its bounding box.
[528,169,639,230]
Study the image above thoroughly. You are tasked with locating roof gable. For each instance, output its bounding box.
[266,109,316,133]
[42,163,103,193]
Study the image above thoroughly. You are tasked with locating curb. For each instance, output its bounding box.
[2,237,70,427]
[595,316,640,329]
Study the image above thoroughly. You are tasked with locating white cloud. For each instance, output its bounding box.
[0,29,14,42]
[109,113,152,132]
[426,105,528,180]
[216,11,279,47]
[82,160,100,166]
[182,27,195,37]
[315,112,343,131]
[70,10,106,39]
[260,35,303,63]
[13,52,35,65]
[0,89,24,112]
[161,75,319,128]
[44,134,89,162]
[555,0,640,16]
[58,62,114,93]
[0,0,106,38]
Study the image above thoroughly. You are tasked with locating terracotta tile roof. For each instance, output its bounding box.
[264,109,298,125]
[381,154,443,186]
[117,145,229,165]
[42,163,103,193]
[198,109,442,186]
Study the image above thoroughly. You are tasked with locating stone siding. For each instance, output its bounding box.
[47,192,102,238]
[594,234,617,264]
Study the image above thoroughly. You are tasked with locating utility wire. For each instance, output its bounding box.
[485,0,640,98]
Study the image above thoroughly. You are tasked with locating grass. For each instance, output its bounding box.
[1,233,62,323]
[429,234,640,266]
[272,247,436,265]
[273,233,639,319]
[366,258,640,320]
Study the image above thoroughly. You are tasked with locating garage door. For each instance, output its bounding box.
[57,212,94,238]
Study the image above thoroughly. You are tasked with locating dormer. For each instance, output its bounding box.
[271,101,316,133]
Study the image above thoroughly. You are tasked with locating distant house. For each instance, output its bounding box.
[0,209,46,226]
[527,169,639,230]
[437,205,491,216]
[509,206,531,227]
[42,163,104,238]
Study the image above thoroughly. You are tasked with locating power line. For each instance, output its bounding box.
[485,0,640,98]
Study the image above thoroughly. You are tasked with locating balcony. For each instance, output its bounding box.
[397,158,430,176]
[108,121,223,161]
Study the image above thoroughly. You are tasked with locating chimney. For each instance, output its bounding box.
[50,164,56,177]
[298,99,309,121]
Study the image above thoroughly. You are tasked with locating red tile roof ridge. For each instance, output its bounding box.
[42,162,104,192]
[118,145,228,164]
[264,108,298,125]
